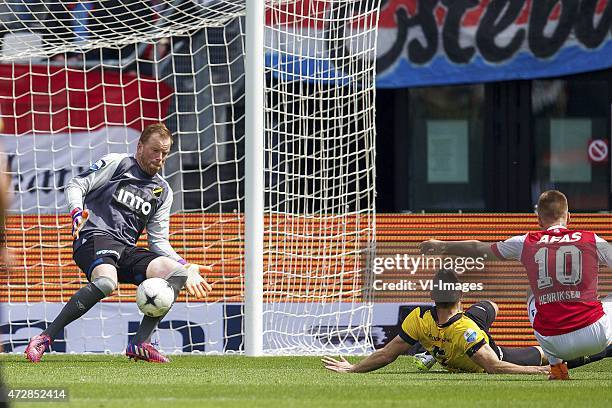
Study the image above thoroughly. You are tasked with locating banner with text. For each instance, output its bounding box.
[0,64,173,213]
[267,0,612,88]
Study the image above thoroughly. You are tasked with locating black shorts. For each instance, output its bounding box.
[464,300,542,365]
[465,301,501,358]
[73,235,161,285]
[465,300,497,331]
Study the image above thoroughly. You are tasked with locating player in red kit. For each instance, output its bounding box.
[420,190,612,380]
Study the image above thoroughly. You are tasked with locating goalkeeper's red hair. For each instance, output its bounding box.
[535,190,569,229]
[139,123,173,144]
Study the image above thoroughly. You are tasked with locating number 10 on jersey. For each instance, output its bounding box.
[534,245,583,289]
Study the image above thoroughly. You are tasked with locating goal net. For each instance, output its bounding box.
[0,0,378,355]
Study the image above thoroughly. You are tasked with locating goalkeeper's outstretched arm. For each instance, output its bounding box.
[322,336,411,373]
[146,189,212,298]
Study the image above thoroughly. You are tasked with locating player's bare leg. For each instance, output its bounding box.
[25,264,117,362]
[126,257,187,363]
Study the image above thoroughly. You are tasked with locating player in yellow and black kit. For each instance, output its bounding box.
[399,300,530,373]
[323,269,550,375]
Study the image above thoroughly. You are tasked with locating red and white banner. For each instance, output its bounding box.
[0,64,173,213]
[266,0,612,88]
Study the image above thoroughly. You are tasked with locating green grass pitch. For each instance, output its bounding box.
[1,355,611,407]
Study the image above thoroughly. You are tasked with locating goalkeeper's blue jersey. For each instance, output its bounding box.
[66,153,179,261]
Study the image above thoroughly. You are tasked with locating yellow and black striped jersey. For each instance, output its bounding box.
[400,306,491,373]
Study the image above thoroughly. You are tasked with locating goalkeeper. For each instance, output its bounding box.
[25,123,212,363]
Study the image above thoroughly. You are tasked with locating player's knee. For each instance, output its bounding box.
[90,261,118,279]
[146,256,182,279]
[90,262,118,296]
[90,258,119,276]
[92,276,117,297]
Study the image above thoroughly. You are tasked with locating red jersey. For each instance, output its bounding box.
[492,226,611,336]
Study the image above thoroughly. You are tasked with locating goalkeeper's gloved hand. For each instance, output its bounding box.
[71,208,89,239]
[183,262,213,299]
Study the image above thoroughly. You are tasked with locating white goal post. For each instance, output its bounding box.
[244,0,265,356]
[0,0,379,356]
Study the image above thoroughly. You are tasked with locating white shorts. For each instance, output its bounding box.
[527,295,612,365]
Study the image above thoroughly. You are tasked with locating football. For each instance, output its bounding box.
[136,278,175,317]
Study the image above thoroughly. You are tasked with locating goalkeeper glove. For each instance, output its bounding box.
[71,208,89,239]
[184,263,213,298]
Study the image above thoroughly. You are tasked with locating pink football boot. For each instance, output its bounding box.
[125,342,170,363]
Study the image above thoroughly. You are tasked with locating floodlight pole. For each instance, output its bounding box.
[244,0,265,357]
